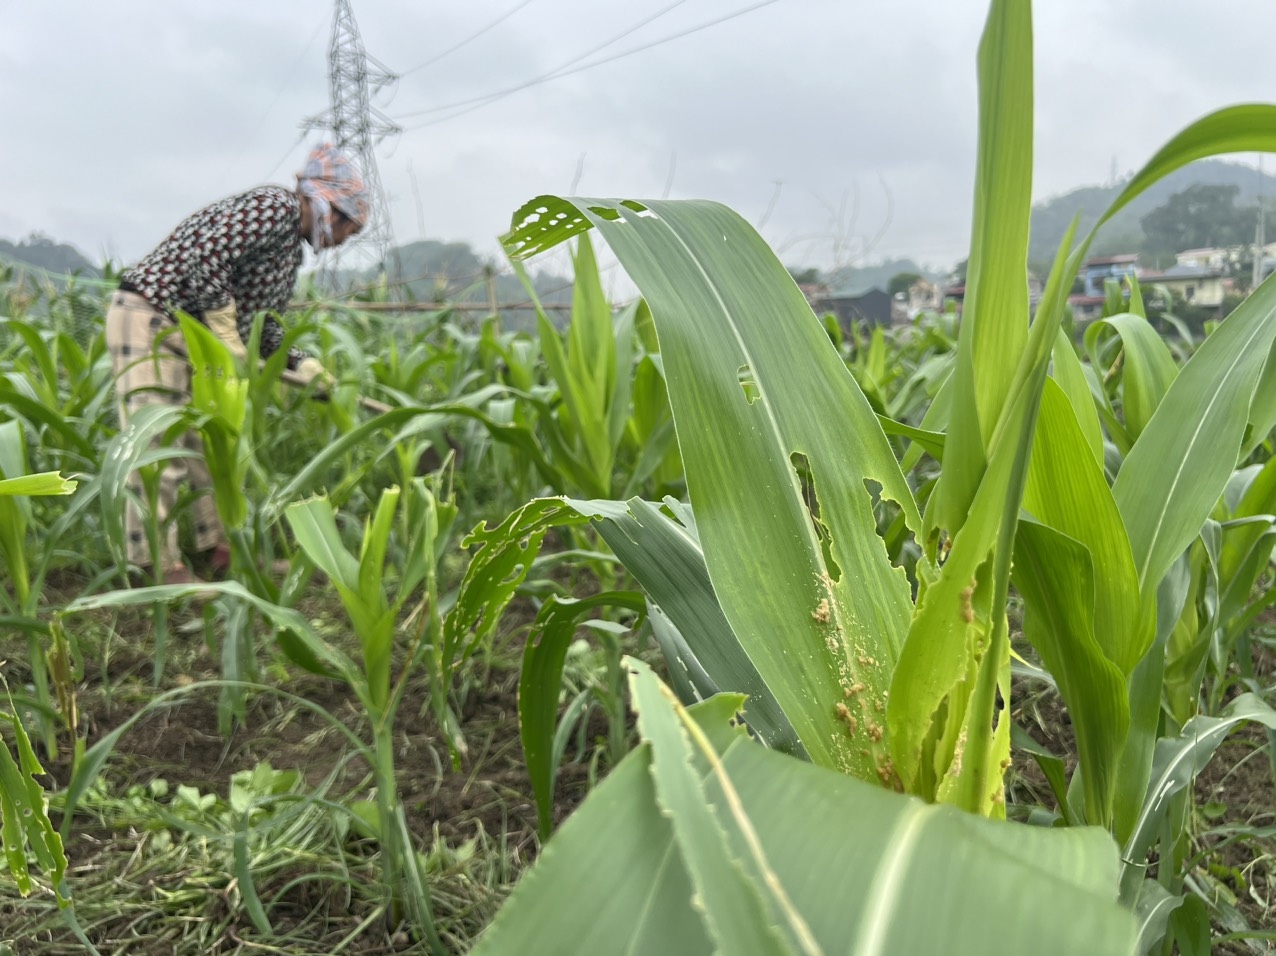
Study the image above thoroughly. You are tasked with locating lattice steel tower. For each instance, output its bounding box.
[303,0,400,286]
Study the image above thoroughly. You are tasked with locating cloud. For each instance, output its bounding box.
[3,0,1275,278]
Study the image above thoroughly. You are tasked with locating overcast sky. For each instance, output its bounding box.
[3,0,1275,284]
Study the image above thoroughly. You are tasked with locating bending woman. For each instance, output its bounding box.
[106,142,368,584]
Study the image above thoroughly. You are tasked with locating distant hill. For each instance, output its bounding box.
[823,257,943,296]
[1029,159,1276,269]
[325,238,575,330]
[787,258,943,296]
[389,239,571,309]
[0,233,98,276]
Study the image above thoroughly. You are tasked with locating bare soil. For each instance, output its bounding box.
[0,589,607,955]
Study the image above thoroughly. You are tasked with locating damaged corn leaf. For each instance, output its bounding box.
[505,195,920,784]
[0,680,70,907]
[469,660,1137,956]
[888,0,1037,813]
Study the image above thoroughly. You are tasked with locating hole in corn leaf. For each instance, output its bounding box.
[620,199,657,218]
[864,478,912,573]
[790,452,842,583]
[738,364,759,405]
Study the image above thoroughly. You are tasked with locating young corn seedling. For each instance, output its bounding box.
[512,231,672,500]
[0,423,79,756]
[0,465,92,946]
[285,477,454,951]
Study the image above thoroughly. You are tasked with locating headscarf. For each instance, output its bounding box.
[297,143,370,248]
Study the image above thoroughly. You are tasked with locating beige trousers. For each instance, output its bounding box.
[104,290,223,570]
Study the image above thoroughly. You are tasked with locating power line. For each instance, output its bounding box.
[398,0,539,77]
[396,0,692,122]
[398,0,782,131]
[263,130,310,184]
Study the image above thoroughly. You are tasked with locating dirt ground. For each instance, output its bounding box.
[6,589,1276,953]
[1,589,604,955]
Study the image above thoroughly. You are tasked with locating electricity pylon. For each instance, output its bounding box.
[302,0,400,290]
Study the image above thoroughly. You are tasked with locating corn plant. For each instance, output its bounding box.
[1,673,71,917]
[508,232,680,501]
[58,500,451,949]
[446,0,1276,949]
[0,314,115,481]
[0,465,97,949]
[520,586,647,839]
[284,478,454,950]
[0,423,80,755]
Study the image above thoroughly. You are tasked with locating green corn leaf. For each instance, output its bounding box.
[0,472,77,496]
[1013,520,1129,828]
[177,313,249,530]
[646,603,719,705]
[445,498,593,676]
[520,591,646,840]
[1131,880,1183,955]
[1022,379,1148,674]
[1098,106,1276,232]
[890,201,1075,811]
[581,496,802,755]
[1114,272,1276,602]
[609,300,639,454]
[515,237,619,496]
[567,233,617,474]
[469,741,713,956]
[876,415,946,461]
[0,319,60,406]
[471,661,1137,956]
[1241,340,1276,458]
[447,494,801,757]
[0,421,32,608]
[1218,459,1276,623]
[1168,895,1211,956]
[358,485,400,610]
[537,313,587,444]
[888,368,1029,807]
[1087,313,1178,442]
[0,383,98,460]
[626,659,802,955]
[1009,723,1074,824]
[97,402,192,566]
[284,497,361,591]
[1112,554,1190,848]
[232,829,272,936]
[397,478,446,604]
[928,0,1033,537]
[66,582,357,684]
[505,194,919,782]
[0,684,69,906]
[1051,325,1104,465]
[619,416,678,499]
[265,403,559,519]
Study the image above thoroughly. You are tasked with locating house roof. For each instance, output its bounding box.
[1156,264,1224,280]
[1085,254,1140,266]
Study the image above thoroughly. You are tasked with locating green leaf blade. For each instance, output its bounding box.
[1115,274,1276,598]
[508,196,918,780]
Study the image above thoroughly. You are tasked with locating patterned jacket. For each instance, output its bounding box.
[119,186,305,363]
